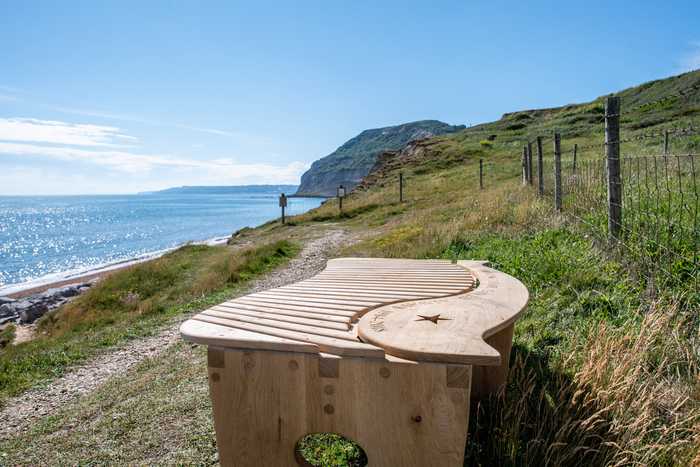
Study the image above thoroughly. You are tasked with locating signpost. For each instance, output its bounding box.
[278,193,287,224]
[337,185,346,213]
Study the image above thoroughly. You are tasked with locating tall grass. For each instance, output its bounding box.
[0,240,298,404]
[468,300,699,466]
[39,241,297,337]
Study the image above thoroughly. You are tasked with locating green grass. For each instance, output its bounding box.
[0,324,15,348]
[442,229,641,354]
[297,434,368,467]
[0,240,298,406]
[0,342,218,465]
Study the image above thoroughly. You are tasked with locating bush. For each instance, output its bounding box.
[506,122,527,131]
[0,324,16,348]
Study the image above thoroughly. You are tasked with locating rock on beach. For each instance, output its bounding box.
[0,282,93,325]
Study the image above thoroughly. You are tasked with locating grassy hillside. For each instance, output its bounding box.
[363,69,700,180]
[1,70,698,466]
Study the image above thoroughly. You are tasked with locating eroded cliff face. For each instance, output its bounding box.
[353,137,442,192]
[295,120,465,196]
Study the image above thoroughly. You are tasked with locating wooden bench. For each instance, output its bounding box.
[180,258,528,467]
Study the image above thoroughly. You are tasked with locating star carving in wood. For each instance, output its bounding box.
[415,314,450,325]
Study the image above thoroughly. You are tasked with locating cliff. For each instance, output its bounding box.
[295,120,465,196]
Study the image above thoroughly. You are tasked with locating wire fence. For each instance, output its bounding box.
[520,99,699,293]
[547,154,699,290]
[309,96,699,295]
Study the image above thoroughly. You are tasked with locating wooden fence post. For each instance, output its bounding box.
[522,146,528,185]
[536,136,544,196]
[399,172,404,202]
[526,142,533,185]
[479,159,484,190]
[554,132,562,211]
[572,143,578,175]
[605,96,622,242]
[663,129,669,156]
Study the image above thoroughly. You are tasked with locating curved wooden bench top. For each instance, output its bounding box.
[180,258,528,365]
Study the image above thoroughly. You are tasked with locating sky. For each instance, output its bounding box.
[1,0,699,195]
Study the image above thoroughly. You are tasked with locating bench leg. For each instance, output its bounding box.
[470,323,514,401]
[207,347,471,467]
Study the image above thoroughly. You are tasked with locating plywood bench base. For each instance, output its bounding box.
[208,347,472,467]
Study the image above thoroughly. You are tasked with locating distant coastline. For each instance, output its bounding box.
[138,184,299,195]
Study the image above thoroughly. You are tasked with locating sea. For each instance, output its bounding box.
[0,186,324,295]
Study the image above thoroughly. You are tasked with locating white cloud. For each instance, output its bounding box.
[49,106,240,138]
[0,141,308,181]
[680,41,700,72]
[0,117,308,193]
[0,162,308,195]
[0,141,192,172]
[0,118,137,147]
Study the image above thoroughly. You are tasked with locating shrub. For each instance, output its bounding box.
[0,324,16,348]
[506,122,527,131]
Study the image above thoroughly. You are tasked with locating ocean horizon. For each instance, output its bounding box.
[0,185,323,294]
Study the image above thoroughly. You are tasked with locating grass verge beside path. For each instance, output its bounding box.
[1,342,217,465]
[0,240,298,406]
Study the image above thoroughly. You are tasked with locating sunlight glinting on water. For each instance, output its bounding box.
[0,190,323,288]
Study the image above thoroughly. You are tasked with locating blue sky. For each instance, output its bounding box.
[1,0,699,195]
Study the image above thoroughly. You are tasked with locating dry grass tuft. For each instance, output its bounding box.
[468,299,700,466]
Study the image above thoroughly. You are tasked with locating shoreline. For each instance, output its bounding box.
[1,235,230,299]
[0,194,324,300]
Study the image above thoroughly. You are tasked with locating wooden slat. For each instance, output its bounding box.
[180,319,320,353]
[321,268,469,272]
[315,272,470,278]
[215,302,350,324]
[291,282,468,294]
[191,314,383,358]
[305,280,470,289]
[325,265,463,270]
[316,273,469,279]
[201,309,355,341]
[303,278,469,288]
[236,296,363,314]
[277,286,445,299]
[209,305,350,331]
[252,291,381,307]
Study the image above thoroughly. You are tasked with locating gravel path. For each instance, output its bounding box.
[0,229,351,439]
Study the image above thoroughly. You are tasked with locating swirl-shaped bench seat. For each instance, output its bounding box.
[180,258,528,467]
[181,258,526,365]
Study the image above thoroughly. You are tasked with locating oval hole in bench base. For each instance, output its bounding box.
[295,433,368,467]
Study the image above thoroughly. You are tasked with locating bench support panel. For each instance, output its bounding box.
[208,347,471,467]
[471,322,514,401]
